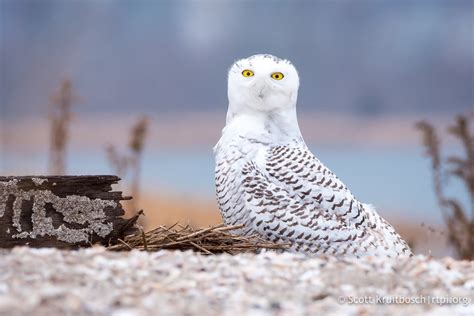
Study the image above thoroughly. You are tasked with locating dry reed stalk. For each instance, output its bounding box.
[105,116,150,215]
[129,116,149,213]
[108,223,289,255]
[416,113,474,260]
[48,79,79,175]
[105,145,129,178]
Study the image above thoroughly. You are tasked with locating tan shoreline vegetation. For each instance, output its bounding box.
[2,113,454,154]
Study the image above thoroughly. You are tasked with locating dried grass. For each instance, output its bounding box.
[106,116,150,215]
[416,113,474,260]
[108,222,289,255]
[48,79,79,175]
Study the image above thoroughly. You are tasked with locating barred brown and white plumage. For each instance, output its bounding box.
[214,54,412,258]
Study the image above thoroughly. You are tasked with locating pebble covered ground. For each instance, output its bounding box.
[0,247,473,316]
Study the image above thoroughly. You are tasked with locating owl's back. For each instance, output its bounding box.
[215,136,412,258]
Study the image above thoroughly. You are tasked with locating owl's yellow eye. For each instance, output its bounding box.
[242,70,254,77]
[271,72,284,80]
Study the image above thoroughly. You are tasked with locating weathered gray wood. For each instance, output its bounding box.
[0,175,135,248]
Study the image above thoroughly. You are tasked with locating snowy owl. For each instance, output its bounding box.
[214,54,412,258]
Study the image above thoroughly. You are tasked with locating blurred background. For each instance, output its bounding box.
[1,0,473,256]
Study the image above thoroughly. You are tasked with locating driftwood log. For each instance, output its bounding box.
[0,175,136,248]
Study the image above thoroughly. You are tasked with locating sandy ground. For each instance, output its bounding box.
[0,247,472,316]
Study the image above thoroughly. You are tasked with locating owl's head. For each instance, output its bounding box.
[227,54,299,114]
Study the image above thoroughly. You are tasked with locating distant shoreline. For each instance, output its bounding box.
[1,112,456,153]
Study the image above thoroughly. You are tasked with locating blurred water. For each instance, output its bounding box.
[3,144,464,225]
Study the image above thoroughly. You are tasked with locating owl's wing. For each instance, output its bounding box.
[241,145,410,256]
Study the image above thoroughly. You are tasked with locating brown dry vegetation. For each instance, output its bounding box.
[106,116,150,215]
[48,79,79,175]
[108,223,288,254]
[416,113,474,260]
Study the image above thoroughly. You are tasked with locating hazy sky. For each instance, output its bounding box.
[1,0,473,119]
